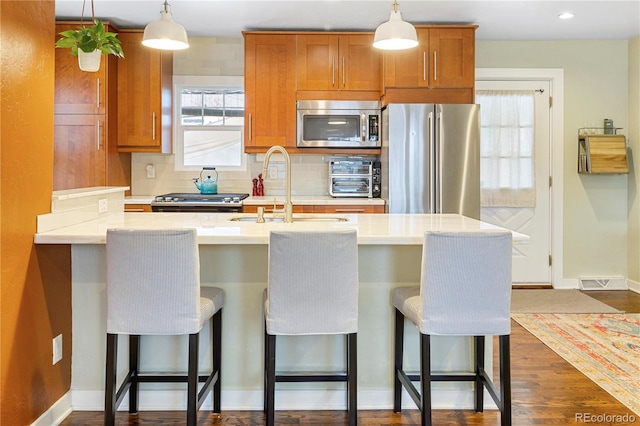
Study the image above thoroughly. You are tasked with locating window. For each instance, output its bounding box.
[476,90,536,207]
[174,76,245,170]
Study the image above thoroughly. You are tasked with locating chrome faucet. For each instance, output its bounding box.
[262,145,293,223]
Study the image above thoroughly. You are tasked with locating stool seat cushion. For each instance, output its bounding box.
[200,286,225,329]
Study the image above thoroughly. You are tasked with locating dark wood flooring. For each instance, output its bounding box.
[61,290,640,425]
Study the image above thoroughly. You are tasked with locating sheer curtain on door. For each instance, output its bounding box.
[476,90,536,207]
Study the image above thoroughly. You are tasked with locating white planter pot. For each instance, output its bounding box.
[78,49,101,72]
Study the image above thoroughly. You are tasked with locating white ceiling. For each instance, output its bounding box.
[55,0,640,41]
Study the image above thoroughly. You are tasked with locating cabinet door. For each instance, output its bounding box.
[428,28,475,88]
[53,114,106,189]
[244,34,297,151]
[297,34,339,90]
[54,22,107,114]
[383,29,430,88]
[339,34,381,91]
[117,31,172,152]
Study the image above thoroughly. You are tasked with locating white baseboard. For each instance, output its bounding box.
[70,388,498,411]
[557,278,579,289]
[31,392,73,426]
[627,278,640,294]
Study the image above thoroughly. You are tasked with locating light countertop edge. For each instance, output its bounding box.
[34,212,529,245]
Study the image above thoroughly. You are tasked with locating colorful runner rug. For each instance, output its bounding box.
[512,313,640,417]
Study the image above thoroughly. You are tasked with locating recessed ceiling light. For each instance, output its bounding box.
[558,12,575,20]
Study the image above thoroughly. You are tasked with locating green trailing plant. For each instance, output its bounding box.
[55,18,124,58]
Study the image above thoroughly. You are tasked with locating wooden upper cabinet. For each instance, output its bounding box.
[244,33,297,152]
[383,26,476,89]
[116,30,173,153]
[297,33,381,94]
[383,29,430,88]
[54,114,107,189]
[428,27,475,88]
[54,22,109,115]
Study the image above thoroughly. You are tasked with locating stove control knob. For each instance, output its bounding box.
[154,196,164,202]
[164,196,173,202]
[233,197,240,203]
[223,197,232,203]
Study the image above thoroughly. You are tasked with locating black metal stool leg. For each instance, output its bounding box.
[420,333,432,426]
[187,333,199,426]
[212,310,222,413]
[104,333,118,426]
[265,333,276,426]
[393,308,405,413]
[347,333,357,425]
[128,335,140,414]
[500,335,512,426]
[474,335,485,412]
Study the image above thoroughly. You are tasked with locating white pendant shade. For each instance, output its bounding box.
[142,2,189,50]
[373,7,418,51]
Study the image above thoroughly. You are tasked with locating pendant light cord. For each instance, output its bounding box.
[80,0,96,26]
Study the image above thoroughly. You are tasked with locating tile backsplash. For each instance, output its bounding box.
[131,153,334,196]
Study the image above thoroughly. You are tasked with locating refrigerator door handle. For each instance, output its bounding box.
[436,111,443,213]
[428,111,437,213]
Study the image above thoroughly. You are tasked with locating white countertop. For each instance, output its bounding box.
[34,212,528,245]
[125,195,385,206]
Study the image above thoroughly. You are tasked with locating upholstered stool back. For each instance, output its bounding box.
[419,230,512,335]
[266,229,358,335]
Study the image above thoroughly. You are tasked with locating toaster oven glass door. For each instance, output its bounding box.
[330,176,372,197]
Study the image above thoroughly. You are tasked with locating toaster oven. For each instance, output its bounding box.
[329,159,381,198]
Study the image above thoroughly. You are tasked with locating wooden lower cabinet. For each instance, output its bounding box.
[243,204,383,214]
[314,205,384,214]
[124,203,152,212]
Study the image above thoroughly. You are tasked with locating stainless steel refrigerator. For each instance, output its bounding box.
[381,103,480,218]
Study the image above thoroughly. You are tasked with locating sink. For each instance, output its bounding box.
[228,215,349,223]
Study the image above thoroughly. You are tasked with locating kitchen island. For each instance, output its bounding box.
[35,212,527,412]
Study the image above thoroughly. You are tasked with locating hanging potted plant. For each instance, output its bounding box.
[55,18,124,72]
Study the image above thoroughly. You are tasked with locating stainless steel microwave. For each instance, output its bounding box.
[296,100,381,148]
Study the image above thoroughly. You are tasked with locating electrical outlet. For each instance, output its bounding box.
[98,198,108,213]
[146,164,156,179]
[52,334,62,365]
[269,166,278,179]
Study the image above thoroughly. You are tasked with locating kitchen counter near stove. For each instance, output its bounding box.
[125,194,386,207]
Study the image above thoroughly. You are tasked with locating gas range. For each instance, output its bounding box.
[151,193,250,212]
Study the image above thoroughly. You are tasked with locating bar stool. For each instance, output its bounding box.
[392,231,512,426]
[104,228,223,426]
[264,230,359,426]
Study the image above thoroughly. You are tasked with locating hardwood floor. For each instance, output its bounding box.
[61,290,640,425]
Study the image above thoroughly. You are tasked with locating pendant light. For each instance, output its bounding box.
[142,0,189,50]
[373,1,418,50]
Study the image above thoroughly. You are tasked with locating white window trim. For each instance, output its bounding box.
[173,75,246,172]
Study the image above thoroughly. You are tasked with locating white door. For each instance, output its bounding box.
[476,80,551,284]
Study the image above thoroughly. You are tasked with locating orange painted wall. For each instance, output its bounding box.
[1,1,73,424]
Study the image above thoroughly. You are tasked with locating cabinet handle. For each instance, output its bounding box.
[152,112,156,140]
[96,78,101,109]
[332,57,336,86]
[423,51,427,81]
[433,51,437,81]
[96,119,102,151]
[342,57,346,87]
[248,113,253,141]
[334,208,365,213]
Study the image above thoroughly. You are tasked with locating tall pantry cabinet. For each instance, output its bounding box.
[53,21,130,190]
